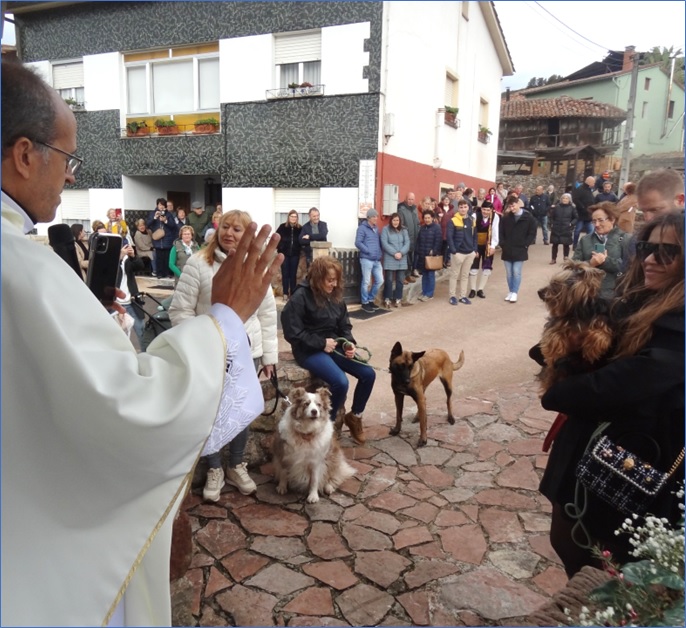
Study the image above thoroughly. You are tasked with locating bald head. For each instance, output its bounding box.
[585,176,596,187]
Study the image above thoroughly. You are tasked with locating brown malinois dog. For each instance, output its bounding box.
[389,341,465,447]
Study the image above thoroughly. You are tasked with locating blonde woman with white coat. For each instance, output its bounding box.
[170,210,277,501]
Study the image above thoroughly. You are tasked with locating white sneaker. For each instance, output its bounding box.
[509,292,518,303]
[203,467,225,502]
[226,462,257,495]
[504,292,513,301]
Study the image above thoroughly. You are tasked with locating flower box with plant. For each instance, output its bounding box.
[478,124,492,143]
[444,105,459,128]
[193,117,219,134]
[126,121,150,137]
[63,97,85,111]
[565,483,685,627]
[155,119,180,135]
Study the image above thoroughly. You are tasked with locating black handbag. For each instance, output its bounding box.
[576,434,684,516]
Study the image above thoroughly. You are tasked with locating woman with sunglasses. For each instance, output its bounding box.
[535,211,684,579]
[572,201,633,297]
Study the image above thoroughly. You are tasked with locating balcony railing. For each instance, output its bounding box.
[120,122,220,138]
[265,84,325,100]
[499,128,622,151]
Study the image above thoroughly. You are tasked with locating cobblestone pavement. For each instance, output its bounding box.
[171,378,568,626]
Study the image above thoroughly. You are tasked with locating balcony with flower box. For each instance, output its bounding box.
[444,106,459,129]
[478,125,492,144]
[266,82,325,100]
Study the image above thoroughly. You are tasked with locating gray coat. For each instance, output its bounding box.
[573,226,633,298]
[397,203,420,250]
[380,225,410,271]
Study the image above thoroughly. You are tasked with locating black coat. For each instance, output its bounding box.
[572,184,596,221]
[281,280,355,365]
[548,203,578,246]
[276,223,302,258]
[498,210,537,261]
[538,309,685,543]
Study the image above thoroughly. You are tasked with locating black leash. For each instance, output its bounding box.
[259,368,290,416]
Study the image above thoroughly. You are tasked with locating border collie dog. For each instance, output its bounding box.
[272,387,355,503]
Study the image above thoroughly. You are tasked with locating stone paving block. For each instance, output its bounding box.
[302,559,358,590]
[480,508,524,543]
[400,501,439,524]
[474,488,537,509]
[221,549,270,582]
[304,501,344,522]
[535,453,549,469]
[368,491,418,512]
[338,476,362,496]
[466,413,499,429]
[460,503,479,521]
[198,605,227,626]
[328,491,355,507]
[347,459,374,475]
[439,487,474,503]
[250,536,307,561]
[409,464,455,488]
[477,423,521,443]
[341,502,369,521]
[428,495,449,507]
[286,616,349,626]
[354,550,412,587]
[307,522,351,559]
[532,565,568,596]
[434,508,469,527]
[195,519,247,559]
[191,503,229,519]
[509,438,547,455]
[408,540,447,559]
[476,440,504,461]
[358,466,398,499]
[454,471,494,488]
[233,503,308,536]
[216,584,278,626]
[495,450,515,467]
[440,567,548,621]
[354,509,402,535]
[463,460,498,472]
[519,511,551,533]
[529,534,563,564]
[367,438,418,468]
[205,566,233,597]
[427,422,475,447]
[446,451,477,467]
[402,480,438,500]
[282,586,334,616]
[393,525,433,549]
[342,523,392,551]
[488,549,541,579]
[438,524,487,565]
[404,559,460,589]
[417,446,454,466]
[336,583,395,626]
[397,590,430,626]
[245,563,315,596]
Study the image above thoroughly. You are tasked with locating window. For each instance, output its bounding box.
[668,100,675,119]
[444,74,458,109]
[124,45,219,116]
[479,98,489,128]
[275,30,321,88]
[274,188,320,225]
[644,77,651,91]
[58,190,90,231]
[642,101,648,118]
[53,60,85,107]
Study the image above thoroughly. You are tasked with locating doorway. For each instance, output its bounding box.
[167,191,191,214]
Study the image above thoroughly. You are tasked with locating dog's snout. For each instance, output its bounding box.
[537,287,548,301]
[308,408,319,418]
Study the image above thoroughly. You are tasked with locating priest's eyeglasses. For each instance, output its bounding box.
[35,141,83,176]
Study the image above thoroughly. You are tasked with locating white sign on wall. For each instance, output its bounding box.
[358,159,376,219]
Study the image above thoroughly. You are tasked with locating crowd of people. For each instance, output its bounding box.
[2,56,683,626]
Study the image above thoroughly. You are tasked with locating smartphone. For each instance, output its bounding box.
[593,243,606,254]
[87,233,122,307]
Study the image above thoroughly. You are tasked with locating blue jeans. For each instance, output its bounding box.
[281,254,299,297]
[535,215,549,243]
[124,303,145,343]
[573,220,594,247]
[422,269,436,297]
[383,269,404,301]
[360,258,383,304]
[301,350,376,421]
[502,260,524,294]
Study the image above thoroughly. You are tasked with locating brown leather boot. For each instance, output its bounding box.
[343,412,366,445]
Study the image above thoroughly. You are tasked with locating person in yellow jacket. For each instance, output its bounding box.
[105,207,128,239]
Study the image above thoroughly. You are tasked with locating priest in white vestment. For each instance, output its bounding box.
[0,60,282,627]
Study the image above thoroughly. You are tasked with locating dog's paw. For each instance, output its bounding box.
[389,426,400,436]
[417,437,427,447]
[306,492,320,504]
[412,415,420,424]
[447,415,455,425]
[276,483,288,495]
[323,483,334,495]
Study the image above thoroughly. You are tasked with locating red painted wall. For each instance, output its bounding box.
[373,153,496,226]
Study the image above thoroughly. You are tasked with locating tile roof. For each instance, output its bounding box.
[501,95,626,121]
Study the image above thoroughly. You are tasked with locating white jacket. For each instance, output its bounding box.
[169,249,278,365]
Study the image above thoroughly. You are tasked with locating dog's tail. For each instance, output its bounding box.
[452,350,465,371]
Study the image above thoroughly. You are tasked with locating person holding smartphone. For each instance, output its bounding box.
[146,197,177,279]
[573,201,633,298]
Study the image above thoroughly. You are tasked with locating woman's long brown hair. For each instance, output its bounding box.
[307,257,343,306]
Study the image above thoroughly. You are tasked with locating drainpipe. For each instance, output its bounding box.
[662,55,677,138]
[434,109,443,169]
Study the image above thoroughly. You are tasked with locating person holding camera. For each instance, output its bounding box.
[146,197,177,278]
[573,201,633,298]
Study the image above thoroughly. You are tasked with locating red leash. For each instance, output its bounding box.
[542,413,568,453]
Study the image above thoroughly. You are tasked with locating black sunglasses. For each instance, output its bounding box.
[635,241,681,265]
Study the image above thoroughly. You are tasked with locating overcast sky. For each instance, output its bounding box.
[3,1,685,90]
[494,0,686,90]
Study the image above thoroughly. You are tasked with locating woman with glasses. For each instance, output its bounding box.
[573,202,633,298]
[535,211,684,578]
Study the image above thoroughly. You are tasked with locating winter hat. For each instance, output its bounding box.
[191,201,203,209]
[366,208,379,219]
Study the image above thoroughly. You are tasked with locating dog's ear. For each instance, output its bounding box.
[290,387,307,403]
[315,386,331,402]
[390,341,403,360]
[411,351,426,363]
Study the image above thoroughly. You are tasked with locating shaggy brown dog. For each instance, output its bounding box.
[272,387,355,503]
[389,342,465,447]
[534,260,615,394]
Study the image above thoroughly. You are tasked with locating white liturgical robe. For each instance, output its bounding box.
[1,199,264,626]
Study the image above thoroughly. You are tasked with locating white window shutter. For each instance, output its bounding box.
[58,190,90,220]
[444,76,455,107]
[53,62,84,89]
[274,189,320,224]
[275,31,321,64]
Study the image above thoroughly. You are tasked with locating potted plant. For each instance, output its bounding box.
[444,105,459,127]
[193,117,219,134]
[64,97,84,111]
[155,119,180,136]
[126,120,150,137]
[478,124,492,143]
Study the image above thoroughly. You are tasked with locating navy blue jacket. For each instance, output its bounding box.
[146,209,178,249]
[299,220,328,260]
[447,213,478,255]
[414,222,442,270]
[355,220,382,261]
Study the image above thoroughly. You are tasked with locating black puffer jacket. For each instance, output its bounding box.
[539,308,685,544]
[572,184,596,221]
[548,202,577,246]
[281,280,355,364]
[498,210,537,261]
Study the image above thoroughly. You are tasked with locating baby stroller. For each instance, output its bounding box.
[132,292,173,352]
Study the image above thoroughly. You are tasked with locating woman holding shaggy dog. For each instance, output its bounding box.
[536,211,684,578]
[281,256,375,445]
